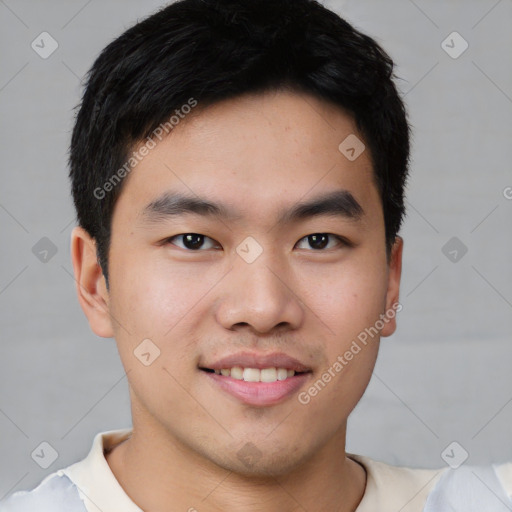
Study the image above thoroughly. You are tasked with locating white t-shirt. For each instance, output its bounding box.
[2,428,511,512]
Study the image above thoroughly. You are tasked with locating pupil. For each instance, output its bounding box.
[184,234,203,249]
[309,234,328,249]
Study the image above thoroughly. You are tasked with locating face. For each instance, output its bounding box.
[74,89,402,477]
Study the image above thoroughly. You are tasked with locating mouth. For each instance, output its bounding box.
[199,366,311,383]
[198,352,313,406]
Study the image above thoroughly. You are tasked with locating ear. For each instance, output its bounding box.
[70,226,114,338]
[380,235,403,338]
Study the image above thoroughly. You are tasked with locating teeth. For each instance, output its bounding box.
[231,366,243,380]
[260,368,277,382]
[243,368,260,382]
[277,368,288,381]
[213,366,297,382]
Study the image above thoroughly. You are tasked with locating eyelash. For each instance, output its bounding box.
[162,233,351,251]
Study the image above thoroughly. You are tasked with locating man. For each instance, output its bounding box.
[2,0,511,510]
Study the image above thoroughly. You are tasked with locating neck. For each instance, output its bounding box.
[106,406,366,512]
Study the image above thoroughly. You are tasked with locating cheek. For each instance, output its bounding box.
[109,250,206,336]
[302,258,388,340]
[107,251,224,388]
[298,253,387,405]
[299,275,384,423]
[107,255,202,408]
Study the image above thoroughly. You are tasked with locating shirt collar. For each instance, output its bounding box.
[59,429,447,512]
[61,428,141,512]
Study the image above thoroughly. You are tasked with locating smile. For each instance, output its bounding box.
[202,366,301,382]
[200,367,312,406]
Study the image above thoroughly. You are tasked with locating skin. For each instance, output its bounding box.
[71,89,403,512]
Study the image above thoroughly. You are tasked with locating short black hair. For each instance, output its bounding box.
[69,0,410,287]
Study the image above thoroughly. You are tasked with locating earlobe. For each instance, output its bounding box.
[70,226,114,338]
[380,235,404,338]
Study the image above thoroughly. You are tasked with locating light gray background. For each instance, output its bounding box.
[1,0,511,497]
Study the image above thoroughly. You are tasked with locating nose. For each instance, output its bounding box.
[214,248,305,335]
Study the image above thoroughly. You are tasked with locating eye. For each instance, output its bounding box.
[295,233,347,251]
[164,233,220,251]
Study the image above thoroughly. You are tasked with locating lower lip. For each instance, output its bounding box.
[202,370,311,406]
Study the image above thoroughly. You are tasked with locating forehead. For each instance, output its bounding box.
[112,90,381,229]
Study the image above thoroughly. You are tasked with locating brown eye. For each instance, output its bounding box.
[295,233,346,251]
[165,233,220,250]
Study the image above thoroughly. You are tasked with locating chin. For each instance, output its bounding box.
[211,445,312,479]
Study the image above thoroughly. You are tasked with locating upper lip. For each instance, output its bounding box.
[200,351,312,373]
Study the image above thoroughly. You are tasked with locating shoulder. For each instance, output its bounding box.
[424,462,512,511]
[495,461,512,501]
[349,453,447,512]
[350,453,512,512]
[0,471,87,512]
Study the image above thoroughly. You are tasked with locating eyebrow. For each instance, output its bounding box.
[140,189,365,226]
